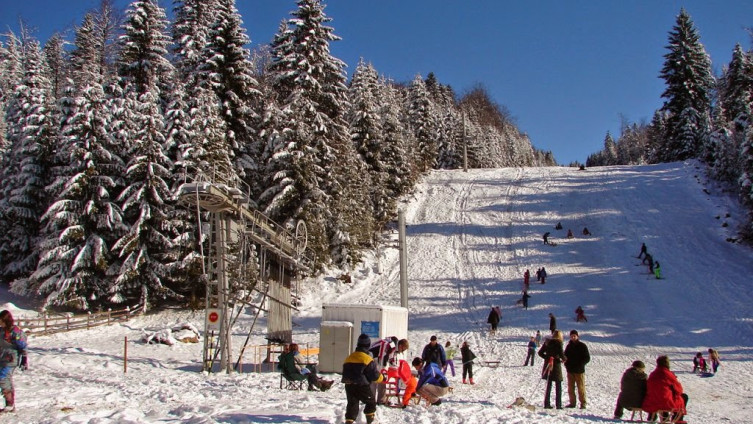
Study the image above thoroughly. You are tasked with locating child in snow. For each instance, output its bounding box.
[575,306,588,322]
[524,336,537,366]
[692,352,707,373]
[443,341,457,377]
[654,261,662,279]
[535,330,542,348]
[708,348,721,373]
[460,341,476,384]
[0,310,27,413]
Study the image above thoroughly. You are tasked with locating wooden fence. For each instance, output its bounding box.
[16,305,140,336]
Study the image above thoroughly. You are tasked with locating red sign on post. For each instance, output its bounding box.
[207,309,221,331]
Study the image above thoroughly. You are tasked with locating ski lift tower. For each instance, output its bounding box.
[177,166,311,373]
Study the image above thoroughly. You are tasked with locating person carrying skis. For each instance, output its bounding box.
[538,330,565,409]
[524,336,537,366]
[460,341,476,384]
[0,310,27,413]
[342,334,383,424]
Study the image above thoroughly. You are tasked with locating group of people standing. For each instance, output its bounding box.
[342,333,477,424]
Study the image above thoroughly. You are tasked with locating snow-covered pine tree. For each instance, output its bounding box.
[263,0,369,266]
[407,74,438,173]
[111,0,178,309]
[377,78,414,199]
[0,37,57,283]
[658,9,714,162]
[43,33,68,102]
[201,0,262,197]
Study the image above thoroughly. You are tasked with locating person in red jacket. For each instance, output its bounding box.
[642,356,688,423]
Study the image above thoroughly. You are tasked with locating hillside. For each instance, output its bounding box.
[1,160,751,423]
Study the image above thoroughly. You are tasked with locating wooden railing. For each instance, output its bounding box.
[16,305,140,336]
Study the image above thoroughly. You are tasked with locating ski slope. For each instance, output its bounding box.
[1,161,752,423]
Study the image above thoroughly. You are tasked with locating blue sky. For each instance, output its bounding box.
[2,1,752,164]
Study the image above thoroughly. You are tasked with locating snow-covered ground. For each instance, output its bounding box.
[1,161,751,424]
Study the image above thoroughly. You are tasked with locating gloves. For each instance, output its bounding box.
[19,354,28,371]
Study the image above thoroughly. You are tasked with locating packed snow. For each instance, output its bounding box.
[1,161,751,424]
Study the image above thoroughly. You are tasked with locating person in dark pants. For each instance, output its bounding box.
[521,291,531,309]
[342,334,383,424]
[638,243,647,259]
[460,341,476,384]
[613,360,647,420]
[487,307,501,336]
[538,330,565,409]
[549,313,557,334]
[524,336,537,366]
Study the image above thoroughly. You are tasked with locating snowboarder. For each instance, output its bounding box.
[342,334,383,424]
[708,348,721,373]
[538,330,565,409]
[613,360,647,420]
[548,313,557,334]
[524,336,537,366]
[487,307,501,335]
[654,261,662,279]
[638,243,647,259]
[460,341,476,384]
[564,330,590,409]
[0,310,27,413]
[543,232,551,245]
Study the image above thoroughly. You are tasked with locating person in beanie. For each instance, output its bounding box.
[538,330,565,409]
[642,356,688,423]
[564,329,590,409]
[0,310,27,413]
[342,334,383,424]
[613,360,648,420]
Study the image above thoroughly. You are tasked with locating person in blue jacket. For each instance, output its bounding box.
[412,357,450,406]
[0,310,27,413]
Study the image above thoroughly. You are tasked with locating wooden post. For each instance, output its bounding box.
[124,336,128,373]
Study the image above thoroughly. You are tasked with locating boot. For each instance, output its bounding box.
[462,379,467,384]
[469,378,475,385]
[1,390,13,413]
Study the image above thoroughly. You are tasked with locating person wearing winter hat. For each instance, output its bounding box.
[613,360,647,420]
[421,335,447,368]
[342,334,383,424]
[564,329,590,409]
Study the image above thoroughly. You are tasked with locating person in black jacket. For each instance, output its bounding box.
[538,330,565,409]
[421,335,447,368]
[563,330,591,409]
[487,307,501,335]
[548,313,557,334]
[613,360,648,420]
[460,341,476,384]
[342,334,383,424]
